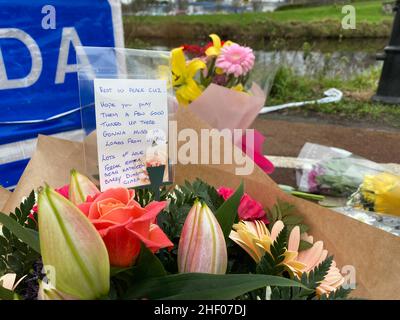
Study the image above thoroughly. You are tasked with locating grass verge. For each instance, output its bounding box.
[124,1,393,41]
[267,65,400,128]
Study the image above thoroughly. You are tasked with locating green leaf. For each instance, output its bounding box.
[320,286,353,300]
[271,283,312,300]
[110,244,167,299]
[306,255,334,289]
[215,181,244,239]
[272,255,335,300]
[0,259,6,271]
[2,227,11,240]
[131,244,167,280]
[124,273,306,300]
[256,226,288,276]
[0,285,14,300]
[298,240,313,251]
[0,213,40,253]
[7,256,23,274]
[282,215,303,225]
[110,267,131,277]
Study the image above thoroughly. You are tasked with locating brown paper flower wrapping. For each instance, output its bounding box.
[3,108,400,299]
[0,187,11,212]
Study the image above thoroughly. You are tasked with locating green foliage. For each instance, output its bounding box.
[0,215,40,254]
[226,240,257,275]
[110,244,167,299]
[267,200,310,235]
[270,256,335,300]
[134,186,170,207]
[0,284,14,300]
[124,273,306,300]
[264,62,400,129]
[254,228,345,300]
[314,158,370,196]
[0,182,353,301]
[110,242,304,301]
[136,179,229,273]
[136,179,224,243]
[320,286,353,300]
[298,240,313,251]
[256,226,288,276]
[181,179,225,213]
[215,182,244,239]
[131,245,167,280]
[154,179,240,273]
[5,190,37,231]
[157,179,224,244]
[0,191,40,278]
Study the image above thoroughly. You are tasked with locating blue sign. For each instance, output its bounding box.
[0,0,124,188]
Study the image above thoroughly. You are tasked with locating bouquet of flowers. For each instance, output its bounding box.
[297,143,400,217]
[297,143,384,197]
[2,126,400,300]
[0,169,349,300]
[170,34,274,174]
[172,34,256,105]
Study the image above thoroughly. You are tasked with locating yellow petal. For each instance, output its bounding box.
[183,78,203,100]
[222,40,235,47]
[186,59,206,78]
[254,220,269,238]
[158,65,172,88]
[209,34,221,50]
[176,88,189,106]
[171,47,186,77]
[231,84,245,92]
[283,250,299,263]
[205,46,220,57]
[215,67,225,75]
[285,260,306,277]
[230,231,262,263]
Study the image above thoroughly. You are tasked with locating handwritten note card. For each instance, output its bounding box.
[94,78,169,191]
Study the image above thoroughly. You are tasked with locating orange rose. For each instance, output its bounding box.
[78,187,173,267]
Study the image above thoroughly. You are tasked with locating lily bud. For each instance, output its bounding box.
[38,186,110,300]
[178,201,227,274]
[37,281,76,300]
[69,169,99,205]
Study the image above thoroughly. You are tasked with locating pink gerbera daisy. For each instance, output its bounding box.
[216,43,255,77]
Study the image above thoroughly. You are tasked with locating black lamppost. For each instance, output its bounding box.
[373,0,400,104]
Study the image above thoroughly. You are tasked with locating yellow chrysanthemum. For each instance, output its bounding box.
[171,47,206,106]
[361,172,400,216]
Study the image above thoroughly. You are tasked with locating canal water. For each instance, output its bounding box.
[126,37,387,80]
